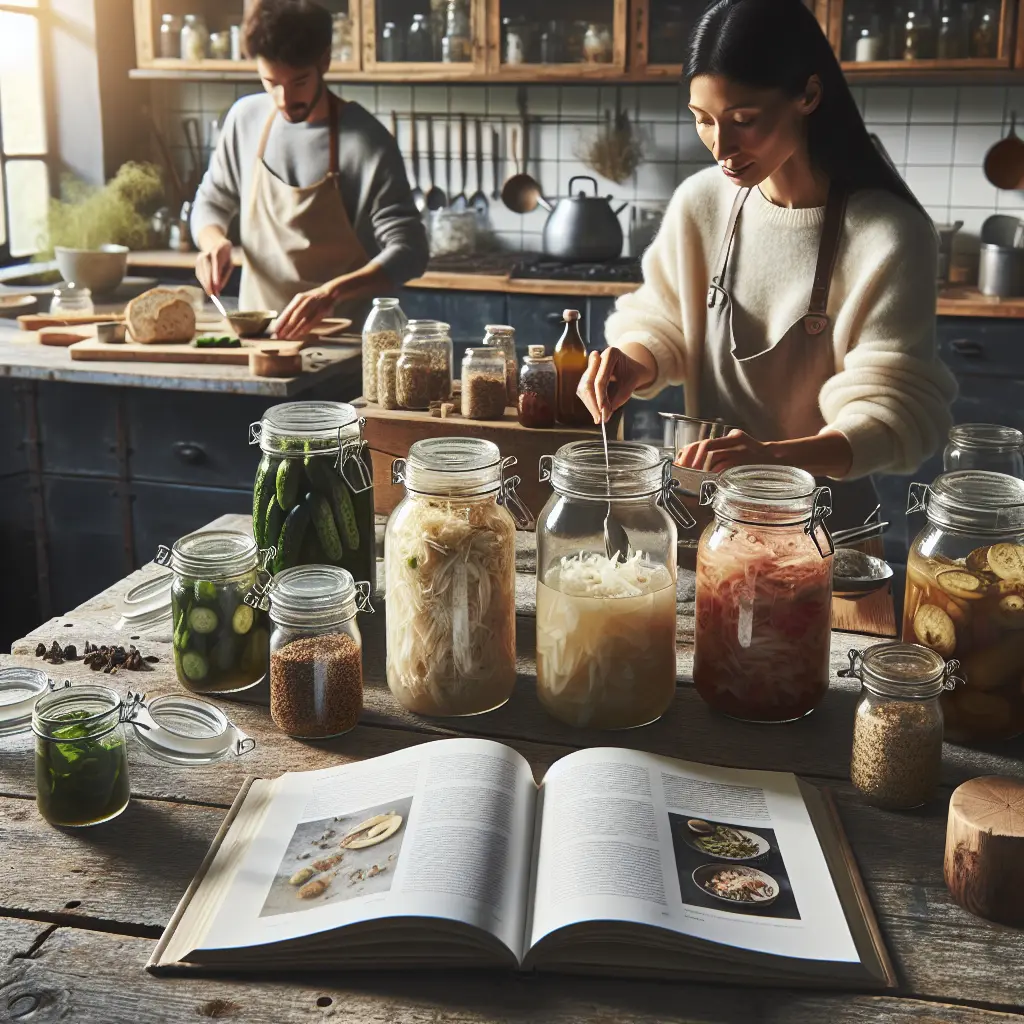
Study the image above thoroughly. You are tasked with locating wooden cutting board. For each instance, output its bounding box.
[68,336,306,366]
[19,313,125,330]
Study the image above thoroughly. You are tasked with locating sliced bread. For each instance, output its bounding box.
[125,287,196,344]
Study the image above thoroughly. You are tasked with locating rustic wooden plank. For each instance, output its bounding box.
[0,915,50,965]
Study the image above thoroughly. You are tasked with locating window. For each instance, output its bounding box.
[0,0,51,262]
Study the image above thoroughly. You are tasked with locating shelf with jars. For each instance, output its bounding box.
[363,0,487,75]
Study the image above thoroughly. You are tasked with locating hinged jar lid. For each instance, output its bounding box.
[116,572,173,634]
[267,564,371,627]
[131,693,254,765]
[251,401,362,455]
[908,471,1024,535]
[394,437,502,496]
[160,530,259,581]
[0,667,50,737]
[840,642,961,701]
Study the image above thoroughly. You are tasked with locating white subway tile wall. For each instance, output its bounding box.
[152,80,1019,253]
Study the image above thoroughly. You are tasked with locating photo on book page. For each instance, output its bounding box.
[668,813,800,920]
[259,797,413,918]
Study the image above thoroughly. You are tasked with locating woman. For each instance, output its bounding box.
[578,0,956,528]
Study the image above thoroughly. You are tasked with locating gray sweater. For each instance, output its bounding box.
[190,94,428,286]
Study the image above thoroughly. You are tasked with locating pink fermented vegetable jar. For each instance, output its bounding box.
[693,466,834,722]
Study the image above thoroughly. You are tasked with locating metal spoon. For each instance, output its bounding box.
[406,113,426,215]
[469,119,489,215]
[451,113,468,212]
[424,114,446,211]
[600,417,629,561]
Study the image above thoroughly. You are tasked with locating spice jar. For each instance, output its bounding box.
[159,530,270,695]
[251,401,375,591]
[518,345,556,428]
[159,13,183,59]
[397,349,431,409]
[362,297,407,402]
[267,565,371,738]
[903,470,1024,744]
[407,13,433,61]
[180,13,209,61]
[943,424,1024,477]
[377,349,401,410]
[386,438,532,716]
[841,643,958,810]
[398,319,453,408]
[536,442,694,729]
[442,0,471,62]
[481,324,518,407]
[693,466,835,722]
[462,347,508,420]
[582,22,613,62]
[332,12,354,62]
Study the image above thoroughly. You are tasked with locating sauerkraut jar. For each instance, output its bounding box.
[385,438,532,716]
[535,441,694,729]
[903,470,1024,744]
[693,466,835,723]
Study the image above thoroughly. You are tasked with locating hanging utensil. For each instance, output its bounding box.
[984,111,1024,190]
[490,127,502,200]
[469,119,489,215]
[451,113,469,212]
[444,117,453,208]
[424,114,446,211]
[182,116,205,195]
[409,113,426,214]
[501,127,550,214]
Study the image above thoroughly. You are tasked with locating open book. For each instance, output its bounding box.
[149,739,894,989]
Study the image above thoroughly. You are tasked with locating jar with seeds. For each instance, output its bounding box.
[377,349,401,410]
[398,320,453,407]
[481,324,518,407]
[267,565,372,738]
[841,642,959,810]
[361,297,407,402]
[462,347,508,420]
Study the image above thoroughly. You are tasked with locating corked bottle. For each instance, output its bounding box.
[553,309,591,426]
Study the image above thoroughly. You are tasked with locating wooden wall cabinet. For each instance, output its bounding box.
[362,0,486,76]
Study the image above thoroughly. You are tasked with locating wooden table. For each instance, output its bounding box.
[1,514,1022,1023]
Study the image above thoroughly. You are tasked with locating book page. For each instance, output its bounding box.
[527,747,859,964]
[198,738,537,961]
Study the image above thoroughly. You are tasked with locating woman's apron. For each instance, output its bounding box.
[240,95,371,324]
[698,184,878,532]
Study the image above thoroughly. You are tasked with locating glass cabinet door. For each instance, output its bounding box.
[631,0,704,75]
[363,0,485,73]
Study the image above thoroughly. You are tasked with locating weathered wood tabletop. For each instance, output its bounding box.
[2,513,1022,1023]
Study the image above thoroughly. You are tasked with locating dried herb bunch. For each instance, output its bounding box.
[578,108,645,186]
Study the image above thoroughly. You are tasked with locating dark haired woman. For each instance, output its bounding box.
[192,0,428,337]
[579,0,955,525]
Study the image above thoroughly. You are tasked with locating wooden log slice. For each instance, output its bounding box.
[944,775,1024,926]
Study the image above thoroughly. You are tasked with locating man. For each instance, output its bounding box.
[192,0,428,339]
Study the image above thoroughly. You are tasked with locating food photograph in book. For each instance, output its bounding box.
[668,813,800,920]
[259,797,413,918]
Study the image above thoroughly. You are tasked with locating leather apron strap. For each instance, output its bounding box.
[707,187,752,310]
[803,183,848,335]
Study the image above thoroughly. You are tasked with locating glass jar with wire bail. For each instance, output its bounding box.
[397,319,453,409]
[361,297,407,402]
[385,437,533,716]
[535,441,695,729]
[841,643,960,810]
[693,466,835,723]
[903,470,1024,744]
[943,424,1024,477]
[157,530,271,695]
[251,401,375,593]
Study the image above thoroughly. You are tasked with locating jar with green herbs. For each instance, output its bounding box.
[161,530,270,695]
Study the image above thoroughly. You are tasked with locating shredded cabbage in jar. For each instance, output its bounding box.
[385,497,516,716]
[693,524,832,721]
[537,552,677,729]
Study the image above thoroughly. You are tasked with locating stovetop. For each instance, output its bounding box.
[510,257,643,283]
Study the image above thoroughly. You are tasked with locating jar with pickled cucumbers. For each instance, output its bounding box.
[903,470,1024,744]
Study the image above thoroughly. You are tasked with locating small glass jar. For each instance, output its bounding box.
[268,565,370,738]
[693,466,835,722]
[163,530,270,695]
[407,13,433,61]
[442,0,471,62]
[539,21,564,63]
[159,13,183,59]
[855,20,884,61]
[399,320,453,407]
[536,442,693,728]
[481,324,518,407]
[504,19,526,64]
[230,23,243,60]
[518,345,556,429]
[362,297,407,401]
[209,30,231,60]
[50,283,93,316]
[903,470,1024,744]
[972,6,997,57]
[842,643,956,810]
[944,424,1024,477]
[381,21,404,62]
[332,12,354,63]
[377,348,401,410]
[33,684,131,827]
[462,347,508,420]
[582,22,613,63]
[180,13,209,61]
[386,438,531,716]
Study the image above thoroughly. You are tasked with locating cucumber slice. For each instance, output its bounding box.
[232,603,255,635]
[188,606,219,634]
[181,651,208,683]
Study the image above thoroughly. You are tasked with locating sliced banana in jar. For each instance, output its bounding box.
[914,603,957,658]
[995,591,1024,629]
[937,569,986,601]
[987,543,1024,584]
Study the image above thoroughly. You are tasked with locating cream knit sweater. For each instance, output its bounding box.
[606,166,957,479]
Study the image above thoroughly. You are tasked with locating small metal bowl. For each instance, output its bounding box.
[95,320,126,344]
[832,553,894,601]
[227,310,277,337]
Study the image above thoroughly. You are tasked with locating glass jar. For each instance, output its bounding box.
[536,441,694,729]
[430,208,478,255]
[540,21,565,63]
[971,5,997,57]
[693,466,835,722]
[842,643,957,810]
[160,530,270,694]
[385,438,531,716]
[518,345,556,429]
[180,14,209,61]
[944,424,1024,477]
[482,324,518,407]
[442,0,471,62]
[381,21,404,62]
[903,470,1024,744]
[504,18,526,64]
[377,348,401,411]
[462,347,508,420]
[159,13,183,59]
[400,320,453,407]
[407,13,433,61]
[209,30,231,60]
[267,565,370,738]
[362,297,407,402]
[855,19,885,61]
[251,401,375,591]
[332,12,354,62]
[582,22,613,63]
[50,283,93,316]
[397,349,431,410]
[937,4,963,58]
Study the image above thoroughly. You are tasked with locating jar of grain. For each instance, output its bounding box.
[481,324,518,407]
[361,297,407,402]
[399,320,453,407]
[842,642,960,810]
[377,349,401,410]
[461,347,508,420]
[268,565,372,738]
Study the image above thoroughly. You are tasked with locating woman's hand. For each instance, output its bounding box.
[675,429,774,473]
[675,429,855,479]
[577,346,657,424]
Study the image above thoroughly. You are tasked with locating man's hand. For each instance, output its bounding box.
[274,284,338,339]
[195,236,234,297]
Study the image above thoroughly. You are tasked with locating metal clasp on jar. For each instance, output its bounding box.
[538,453,553,483]
[243,552,277,613]
[906,481,931,516]
[808,486,834,558]
[657,460,696,531]
[355,580,375,615]
[499,456,535,529]
[391,457,407,487]
[155,544,172,568]
[336,421,372,495]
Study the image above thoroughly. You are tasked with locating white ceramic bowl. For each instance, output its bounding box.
[54,244,129,294]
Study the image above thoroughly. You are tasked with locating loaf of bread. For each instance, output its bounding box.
[125,287,196,344]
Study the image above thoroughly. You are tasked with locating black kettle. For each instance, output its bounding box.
[542,176,628,263]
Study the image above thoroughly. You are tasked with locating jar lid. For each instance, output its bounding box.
[527,345,547,358]
[397,437,502,496]
[131,694,253,765]
[705,464,825,526]
[842,642,954,700]
[269,564,358,625]
[116,572,173,634]
[170,530,259,581]
[0,667,49,737]
[949,424,1024,452]
[545,440,664,499]
[485,324,515,334]
[256,401,360,454]
[912,471,1024,534]
[463,346,504,365]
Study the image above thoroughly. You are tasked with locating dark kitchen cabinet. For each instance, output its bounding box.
[37,382,120,478]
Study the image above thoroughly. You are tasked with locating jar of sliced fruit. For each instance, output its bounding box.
[903,471,1024,744]
[162,530,270,694]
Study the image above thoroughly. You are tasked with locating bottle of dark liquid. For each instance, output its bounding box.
[553,309,591,426]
